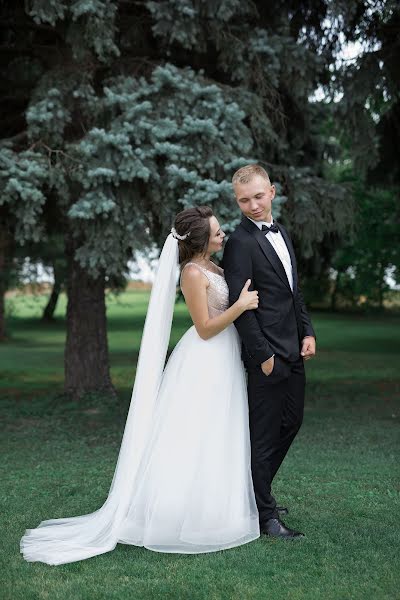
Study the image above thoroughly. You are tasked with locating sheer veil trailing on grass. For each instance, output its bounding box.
[20,234,180,564]
[21,232,259,565]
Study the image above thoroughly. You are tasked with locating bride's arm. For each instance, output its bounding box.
[181,265,258,341]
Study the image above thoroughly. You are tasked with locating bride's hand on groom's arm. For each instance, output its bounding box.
[181,269,259,341]
[301,336,316,360]
[237,279,259,313]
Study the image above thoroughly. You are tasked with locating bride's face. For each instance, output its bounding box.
[207,216,225,255]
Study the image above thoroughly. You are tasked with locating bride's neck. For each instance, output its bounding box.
[192,253,212,265]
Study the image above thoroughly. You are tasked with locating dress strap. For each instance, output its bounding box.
[180,262,210,286]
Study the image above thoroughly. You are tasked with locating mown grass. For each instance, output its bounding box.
[1,291,399,600]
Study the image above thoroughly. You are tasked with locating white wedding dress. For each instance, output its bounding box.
[21,237,259,565]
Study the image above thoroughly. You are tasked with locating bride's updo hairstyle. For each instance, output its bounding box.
[173,206,214,267]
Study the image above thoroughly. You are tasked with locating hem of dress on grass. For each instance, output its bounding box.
[118,532,260,554]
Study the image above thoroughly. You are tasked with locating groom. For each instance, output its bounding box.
[223,164,316,539]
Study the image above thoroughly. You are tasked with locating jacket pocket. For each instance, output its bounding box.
[262,356,290,382]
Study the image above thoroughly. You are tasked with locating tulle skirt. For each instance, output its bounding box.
[117,323,259,552]
[21,324,259,562]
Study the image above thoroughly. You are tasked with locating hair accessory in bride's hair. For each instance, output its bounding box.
[171,227,191,241]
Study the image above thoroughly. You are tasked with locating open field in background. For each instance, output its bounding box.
[1,291,399,600]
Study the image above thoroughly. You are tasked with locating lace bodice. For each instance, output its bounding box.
[181,262,229,317]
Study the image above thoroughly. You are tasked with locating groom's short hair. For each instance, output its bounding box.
[232,164,271,186]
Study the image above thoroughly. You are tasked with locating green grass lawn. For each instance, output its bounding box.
[1,291,399,600]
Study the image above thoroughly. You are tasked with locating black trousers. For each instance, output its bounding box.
[247,355,305,524]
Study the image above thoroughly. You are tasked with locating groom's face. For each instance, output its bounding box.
[233,175,276,222]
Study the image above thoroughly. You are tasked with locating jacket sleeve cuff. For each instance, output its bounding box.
[253,348,275,364]
[302,326,316,340]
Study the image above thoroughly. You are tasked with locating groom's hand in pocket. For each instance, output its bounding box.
[261,355,274,376]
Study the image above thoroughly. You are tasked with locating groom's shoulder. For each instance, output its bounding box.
[229,221,252,241]
[228,227,242,240]
[226,227,251,248]
[224,224,255,261]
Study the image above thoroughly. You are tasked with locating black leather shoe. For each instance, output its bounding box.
[277,506,288,515]
[260,518,304,539]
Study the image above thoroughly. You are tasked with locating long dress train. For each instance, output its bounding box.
[20,239,259,565]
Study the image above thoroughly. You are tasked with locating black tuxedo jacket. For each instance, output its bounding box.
[223,216,315,367]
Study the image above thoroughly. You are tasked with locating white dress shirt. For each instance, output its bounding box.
[248,217,294,292]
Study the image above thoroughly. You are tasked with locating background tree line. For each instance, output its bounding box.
[0,0,398,398]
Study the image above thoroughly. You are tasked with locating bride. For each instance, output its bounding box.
[21,205,260,565]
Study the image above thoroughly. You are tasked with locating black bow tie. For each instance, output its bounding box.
[261,223,279,233]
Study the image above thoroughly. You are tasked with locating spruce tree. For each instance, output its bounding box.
[0,0,358,394]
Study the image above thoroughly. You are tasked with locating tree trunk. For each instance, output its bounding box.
[330,270,341,312]
[64,235,115,399]
[378,265,385,310]
[0,225,13,341]
[378,288,384,309]
[0,278,5,341]
[42,263,63,321]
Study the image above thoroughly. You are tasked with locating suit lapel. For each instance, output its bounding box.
[255,229,292,290]
[240,217,293,291]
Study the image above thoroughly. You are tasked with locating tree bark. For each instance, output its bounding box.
[0,225,14,341]
[378,263,385,310]
[42,282,61,321]
[64,234,115,399]
[0,275,5,341]
[42,262,63,321]
[330,270,341,312]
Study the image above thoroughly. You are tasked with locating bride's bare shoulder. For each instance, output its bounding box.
[180,263,209,288]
